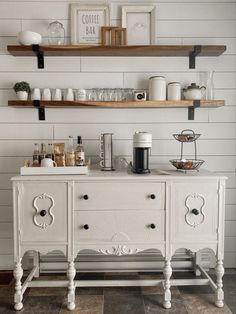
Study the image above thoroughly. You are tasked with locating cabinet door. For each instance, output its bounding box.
[170,181,218,243]
[18,182,68,242]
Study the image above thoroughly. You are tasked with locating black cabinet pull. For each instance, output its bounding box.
[83,195,89,200]
[40,210,47,217]
[150,194,156,199]
[150,223,156,229]
[83,224,89,230]
[192,208,199,215]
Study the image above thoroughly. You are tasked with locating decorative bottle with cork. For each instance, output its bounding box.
[39,143,46,165]
[75,136,85,166]
[32,143,40,167]
[66,136,75,166]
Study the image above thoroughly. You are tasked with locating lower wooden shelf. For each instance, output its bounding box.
[8,100,224,108]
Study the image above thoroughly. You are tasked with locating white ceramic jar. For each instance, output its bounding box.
[149,76,166,100]
[167,82,181,100]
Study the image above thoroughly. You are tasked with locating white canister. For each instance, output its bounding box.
[149,76,166,100]
[167,82,181,101]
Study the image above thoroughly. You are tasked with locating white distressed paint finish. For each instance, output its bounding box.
[0,0,235,269]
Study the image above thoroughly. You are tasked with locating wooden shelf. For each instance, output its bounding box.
[7,45,226,57]
[8,100,225,108]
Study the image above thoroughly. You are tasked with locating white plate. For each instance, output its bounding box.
[20,166,88,175]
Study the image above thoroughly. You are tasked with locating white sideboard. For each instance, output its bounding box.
[12,169,226,311]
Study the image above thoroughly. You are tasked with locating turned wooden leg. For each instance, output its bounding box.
[67,261,76,311]
[215,259,224,308]
[13,260,23,311]
[33,252,40,278]
[163,260,172,309]
[194,252,201,276]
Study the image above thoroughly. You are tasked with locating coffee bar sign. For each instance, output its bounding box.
[71,4,110,44]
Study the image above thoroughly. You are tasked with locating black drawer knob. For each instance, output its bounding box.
[40,210,47,217]
[150,194,156,199]
[150,223,156,229]
[83,224,89,230]
[192,208,199,215]
[83,195,89,200]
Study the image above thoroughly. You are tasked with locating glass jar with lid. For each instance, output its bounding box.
[48,20,65,45]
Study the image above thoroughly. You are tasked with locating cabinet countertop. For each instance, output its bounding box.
[11,167,227,181]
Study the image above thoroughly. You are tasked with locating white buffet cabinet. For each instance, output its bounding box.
[12,169,226,311]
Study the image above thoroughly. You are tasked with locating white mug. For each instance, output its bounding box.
[42,88,51,101]
[53,88,62,101]
[41,158,57,167]
[31,88,41,100]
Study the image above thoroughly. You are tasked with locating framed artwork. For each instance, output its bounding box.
[70,4,110,45]
[121,6,156,45]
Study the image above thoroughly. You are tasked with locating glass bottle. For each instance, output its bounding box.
[66,136,75,166]
[206,71,215,100]
[48,20,65,45]
[32,143,40,167]
[75,136,85,166]
[46,143,54,160]
[39,143,46,165]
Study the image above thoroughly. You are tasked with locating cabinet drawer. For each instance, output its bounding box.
[75,182,165,210]
[18,182,68,242]
[74,210,164,244]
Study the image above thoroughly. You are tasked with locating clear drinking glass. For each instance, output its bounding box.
[48,20,65,45]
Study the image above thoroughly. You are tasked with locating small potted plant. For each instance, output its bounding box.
[13,81,31,100]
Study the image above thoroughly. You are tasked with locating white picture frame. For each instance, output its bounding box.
[121,6,156,45]
[70,4,110,45]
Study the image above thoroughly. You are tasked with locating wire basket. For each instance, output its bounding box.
[170,129,204,171]
[170,159,204,171]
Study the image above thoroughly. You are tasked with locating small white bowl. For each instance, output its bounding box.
[18,31,42,46]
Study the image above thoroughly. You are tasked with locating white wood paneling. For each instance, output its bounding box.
[225,205,236,221]
[0,0,235,269]
[0,206,13,222]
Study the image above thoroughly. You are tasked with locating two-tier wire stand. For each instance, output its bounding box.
[170,129,204,172]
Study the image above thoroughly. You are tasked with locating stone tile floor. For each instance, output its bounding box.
[0,271,235,314]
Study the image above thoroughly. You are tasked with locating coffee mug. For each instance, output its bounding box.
[41,158,57,167]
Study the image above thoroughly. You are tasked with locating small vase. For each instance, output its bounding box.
[16,91,28,100]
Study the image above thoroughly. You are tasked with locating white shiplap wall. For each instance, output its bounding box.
[0,0,235,269]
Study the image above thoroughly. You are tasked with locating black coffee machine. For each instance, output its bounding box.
[132,132,152,174]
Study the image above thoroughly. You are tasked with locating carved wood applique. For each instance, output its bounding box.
[33,193,55,229]
[97,245,140,256]
[185,193,205,228]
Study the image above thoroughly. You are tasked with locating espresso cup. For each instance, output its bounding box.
[41,158,57,167]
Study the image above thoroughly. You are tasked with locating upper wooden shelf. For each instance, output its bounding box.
[7,45,226,57]
[8,100,224,108]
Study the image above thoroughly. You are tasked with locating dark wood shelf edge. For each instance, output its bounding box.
[7,45,226,57]
[8,100,225,108]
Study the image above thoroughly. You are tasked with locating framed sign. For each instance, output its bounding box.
[121,6,156,45]
[70,4,110,45]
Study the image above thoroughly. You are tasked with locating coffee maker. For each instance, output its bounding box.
[132,132,152,174]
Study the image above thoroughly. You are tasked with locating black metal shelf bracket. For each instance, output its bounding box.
[32,45,44,69]
[189,45,202,69]
[188,100,200,120]
[33,100,45,120]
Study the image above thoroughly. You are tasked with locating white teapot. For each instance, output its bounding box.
[183,83,206,100]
